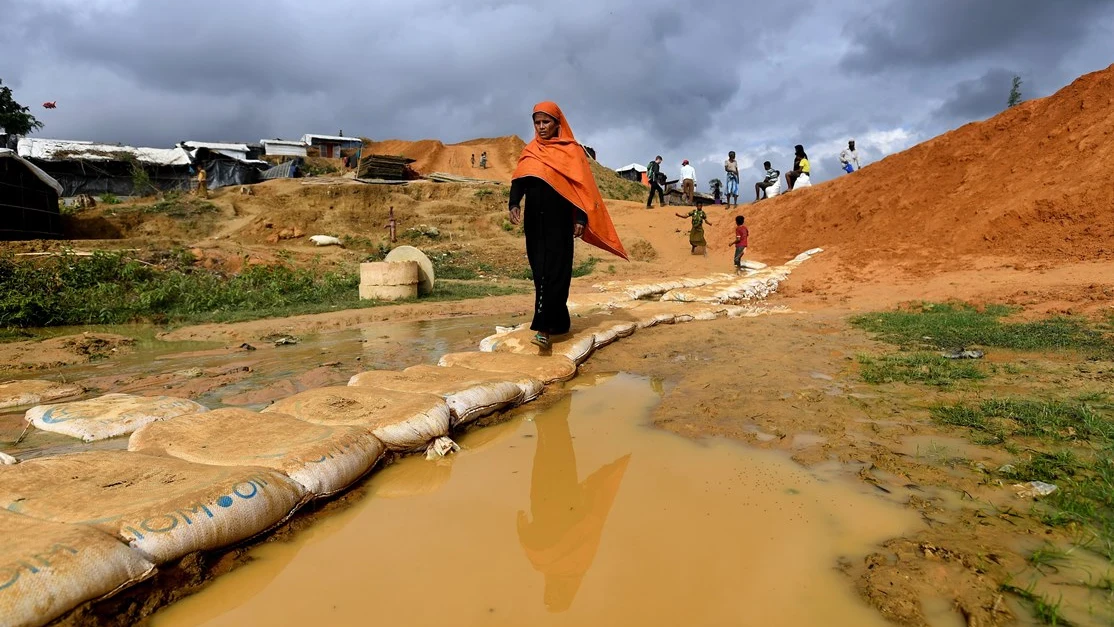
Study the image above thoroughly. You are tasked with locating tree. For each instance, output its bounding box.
[1007,75,1023,108]
[708,177,723,194]
[0,78,44,136]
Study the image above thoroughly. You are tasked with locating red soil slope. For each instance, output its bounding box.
[746,64,1114,265]
[362,136,526,182]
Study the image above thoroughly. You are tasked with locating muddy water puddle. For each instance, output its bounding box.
[154,373,919,627]
[0,315,504,460]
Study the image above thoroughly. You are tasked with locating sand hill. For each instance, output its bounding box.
[362,136,527,182]
[745,63,1114,266]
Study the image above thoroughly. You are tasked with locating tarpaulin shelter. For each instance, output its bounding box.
[17,138,194,197]
[615,163,647,183]
[0,148,64,240]
[186,146,268,189]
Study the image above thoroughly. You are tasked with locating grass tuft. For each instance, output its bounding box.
[0,251,524,329]
[858,352,986,386]
[850,302,1113,358]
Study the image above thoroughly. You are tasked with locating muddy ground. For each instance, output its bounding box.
[18,275,1108,626]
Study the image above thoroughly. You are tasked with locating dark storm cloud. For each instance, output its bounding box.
[934,68,1017,122]
[1,0,753,150]
[840,0,1114,74]
[1,0,1111,189]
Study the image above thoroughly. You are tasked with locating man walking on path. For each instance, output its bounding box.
[839,139,860,173]
[680,159,696,205]
[724,151,740,209]
[645,155,665,208]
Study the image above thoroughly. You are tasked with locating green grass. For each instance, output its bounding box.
[934,396,1114,560]
[932,398,1114,444]
[0,251,523,329]
[850,302,1114,358]
[136,194,218,218]
[590,160,648,202]
[858,352,987,386]
[1027,543,1072,574]
[573,257,599,278]
[1000,583,1072,625]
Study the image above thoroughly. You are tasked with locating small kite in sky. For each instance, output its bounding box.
[42,101,57,109]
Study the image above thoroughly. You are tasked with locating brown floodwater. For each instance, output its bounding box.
[152,372,920,626]
[1,316,504,460]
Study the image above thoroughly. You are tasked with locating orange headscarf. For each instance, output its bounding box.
[512,102,628,260]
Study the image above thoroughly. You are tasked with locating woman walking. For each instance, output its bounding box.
[508,102,628,350]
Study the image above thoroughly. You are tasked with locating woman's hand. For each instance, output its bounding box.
[573,223,585,238]
[508,205,522,225]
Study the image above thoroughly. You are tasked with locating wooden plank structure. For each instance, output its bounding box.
[357,154,418,180]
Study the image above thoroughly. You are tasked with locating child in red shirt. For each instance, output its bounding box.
[730,215,749,272]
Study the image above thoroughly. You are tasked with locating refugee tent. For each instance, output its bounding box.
[615,163,647,183]
[187,146,268,189]
[260,158,302,181]
[16,138,193,197]
[0,148,64,240]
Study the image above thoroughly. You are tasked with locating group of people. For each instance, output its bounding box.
[645,140,862,209]
[506,100,860,350]
[470,151,488,169]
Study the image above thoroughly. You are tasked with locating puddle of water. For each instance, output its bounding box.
[153,373,919,627]
[1,316,507,459]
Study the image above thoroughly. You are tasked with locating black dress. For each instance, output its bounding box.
[509,176,588,335]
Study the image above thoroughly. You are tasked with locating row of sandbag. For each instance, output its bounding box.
[0,350,580,627]
[0,273,809,626]
[586,248,822,304]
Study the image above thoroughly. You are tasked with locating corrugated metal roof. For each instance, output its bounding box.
[184,141,250,152]
[616,163,647,172]
[0,148,64,195]
[261,139,307,146]
[301,134,362,144]
[16,138,192,166]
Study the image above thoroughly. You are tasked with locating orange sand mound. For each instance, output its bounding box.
[363,136,526,182]
[732,63,1114,267]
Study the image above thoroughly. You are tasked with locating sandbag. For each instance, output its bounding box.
[437,351,578,384]
[0,451,306,564]
[0,380,83,410]
[1,452,16,465]
[348,365,536,427]
[482,328,596,365]
[264,386,451,452]
[129,409,385,498]
[478,323,527,352]
[26,393,208,442]
[0,510,155,627]
[582,319,638,349]
[624,302,685,328]
[566,292,633,313]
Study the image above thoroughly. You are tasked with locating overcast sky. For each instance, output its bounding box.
[3,0,1113,187]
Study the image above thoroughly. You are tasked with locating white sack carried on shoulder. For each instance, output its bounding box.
[26,393,207,442]
[0,510,155,627]
[348,365,533,427]
[129,408,385,498]
[264,386,451,452]
[0,451,306,564]
[0,379,83,410]
[437,351,578,384]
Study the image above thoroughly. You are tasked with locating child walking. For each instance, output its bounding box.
[730,215,749,272]
[676,203,712,255]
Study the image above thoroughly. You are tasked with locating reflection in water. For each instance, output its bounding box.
[517,395,631,613]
